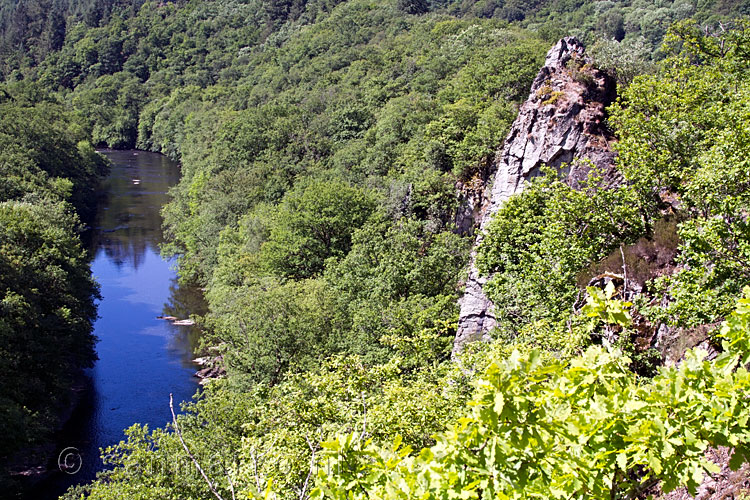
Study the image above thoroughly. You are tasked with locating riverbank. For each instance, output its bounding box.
[10,150,203,500]
[5,371,91,498]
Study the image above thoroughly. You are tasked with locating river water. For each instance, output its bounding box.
[31,150,203,499]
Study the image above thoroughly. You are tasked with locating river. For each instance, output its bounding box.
[30,150,204,499]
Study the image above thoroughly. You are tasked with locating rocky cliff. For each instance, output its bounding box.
[454,37,618,354]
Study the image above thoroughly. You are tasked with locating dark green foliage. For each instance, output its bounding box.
[0,200,99,460]
[0,83,103,473]
[398,0,430,15]
[3,1,746,498]
[326,214,469,363]
[476,168,645,334]
[0,0,146,76]
[258,180,375,279]
[71,71,147,148]
[147,9,546,288]
[0,82,109,219]
[610,20,750,327]
[597,9,625,41]
[206,278,336,387]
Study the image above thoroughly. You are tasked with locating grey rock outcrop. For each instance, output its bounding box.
[453,37,618,355]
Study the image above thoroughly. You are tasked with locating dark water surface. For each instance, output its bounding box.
[32,150,203,499]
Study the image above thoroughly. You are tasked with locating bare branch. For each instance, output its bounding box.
[251,447,261,491]
[225,463,236,500]
[360,392,368,442]
[299,436,318,500]
[170,393,225,500]
[620,244,628,297]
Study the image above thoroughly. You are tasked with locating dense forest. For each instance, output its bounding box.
[2,0,750,498]
[0,82,107,484]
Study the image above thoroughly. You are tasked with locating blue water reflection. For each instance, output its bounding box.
[31,150,203,499]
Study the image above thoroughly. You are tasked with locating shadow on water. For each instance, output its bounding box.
[27,151,206,500]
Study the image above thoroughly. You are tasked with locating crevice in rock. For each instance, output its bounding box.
[453,36,618,355]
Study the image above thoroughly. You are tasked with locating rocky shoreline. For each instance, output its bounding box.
[192,355,226,384]
[155,315,221,383]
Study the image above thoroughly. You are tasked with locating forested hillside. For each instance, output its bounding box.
[0,82,107,487]
[2,0,750,499]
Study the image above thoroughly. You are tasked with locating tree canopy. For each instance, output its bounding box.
[2,1,750,499]
[0,82,104,482]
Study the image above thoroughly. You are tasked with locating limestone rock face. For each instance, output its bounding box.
[453,37,618,355]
